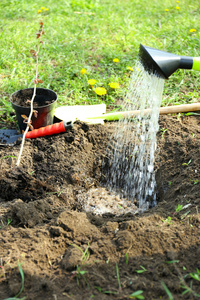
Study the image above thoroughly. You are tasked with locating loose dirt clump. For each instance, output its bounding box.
[0,115,200,300]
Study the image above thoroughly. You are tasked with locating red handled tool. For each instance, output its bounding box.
[0,121,73,146]
[25,121,72,138]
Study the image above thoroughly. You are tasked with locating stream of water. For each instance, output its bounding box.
[106,61,165,211]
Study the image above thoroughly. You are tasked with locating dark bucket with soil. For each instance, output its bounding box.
[11,88,57,132]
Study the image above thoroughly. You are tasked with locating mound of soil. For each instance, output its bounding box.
[0,115,200,300]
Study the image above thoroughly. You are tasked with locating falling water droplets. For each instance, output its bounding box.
[105,61,164,212]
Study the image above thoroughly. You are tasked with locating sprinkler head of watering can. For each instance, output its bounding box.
[139,44,200,79]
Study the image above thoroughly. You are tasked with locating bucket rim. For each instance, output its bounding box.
[10,87,57,109]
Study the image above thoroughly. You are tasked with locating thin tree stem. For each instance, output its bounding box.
[16,42,41,166]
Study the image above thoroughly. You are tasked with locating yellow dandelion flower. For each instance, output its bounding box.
[41,7,45,10]
[165,8,169,12]
[37,9,42,13]
[189,28,197,33]
[113,58,119,63]
[176,6,180,10]
[94,87,107,96]
[127,66,134,71]
[88,79,97,86]
[80,68,87,75]
[45,8,49,11]
[176,0,180,3]
[108,82,120,89]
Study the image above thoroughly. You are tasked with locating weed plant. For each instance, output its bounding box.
[0,0,200,124]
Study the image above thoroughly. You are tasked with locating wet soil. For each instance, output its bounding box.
[0,115,200,300]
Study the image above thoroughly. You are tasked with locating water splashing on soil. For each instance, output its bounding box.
[105,62,164,211]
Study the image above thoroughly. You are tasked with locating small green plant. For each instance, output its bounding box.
[161,281,174,300]
[71,243,91,264]
[185,112,200,116]
[166,260,180,264]
[116,263,122,291]
[28,170,35,176]
[129,290,144,299]
[4,262,26,300]
[81,245,90,263]
[125,252,129,265]
[0,155,17,160]
[70,244,90,286]
[71,265,88,286]
[175,204,183,212]
[0,259,26,300]
[170,259,200,298]
[16,263,25,298]
[162,216,173,225]
[95,263,144,298]
[181,280,200,298]
[190,268,200,281]
[94,286,118,295]
[180,210,191,220]
[7,218,13,226]
[135,265,147,274]
[160,127,168,138]
[182,159,191,166]
[190,179,199,185]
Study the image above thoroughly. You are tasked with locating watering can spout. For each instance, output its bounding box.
[139,44,200,79]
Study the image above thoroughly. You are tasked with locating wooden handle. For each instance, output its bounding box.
[160,103,200,114]
[123,103,200,118]
[89,103,200,121]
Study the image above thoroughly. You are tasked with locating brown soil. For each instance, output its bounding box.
[11,88,56,107]
[0,115,200,300]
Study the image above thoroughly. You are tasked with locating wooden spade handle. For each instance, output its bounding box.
[123,103,200,118]
[87,103,200,121]
[159,103,200,115]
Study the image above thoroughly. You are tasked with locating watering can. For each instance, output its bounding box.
[139,44,200,79]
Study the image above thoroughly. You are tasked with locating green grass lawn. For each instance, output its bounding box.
[0,0,200,120]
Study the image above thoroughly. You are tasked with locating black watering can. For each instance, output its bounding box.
[139,44,200,79]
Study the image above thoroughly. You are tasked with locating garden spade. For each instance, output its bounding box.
[2,102,199,145]
[56,103,200,122]
[139,44,200,79]
[54,103,106,124]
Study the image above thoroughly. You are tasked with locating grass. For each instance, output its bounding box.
[1,0,200,125]
[2,261,26,300]
[161,280,174,300]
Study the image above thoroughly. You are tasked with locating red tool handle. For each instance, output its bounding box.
[25,121,73,139]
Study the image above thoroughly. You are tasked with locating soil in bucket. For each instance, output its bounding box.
[11,87,57,132]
